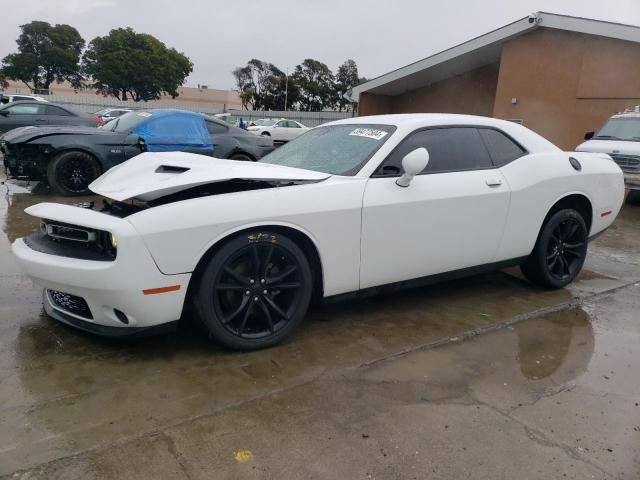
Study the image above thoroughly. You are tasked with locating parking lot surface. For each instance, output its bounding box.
[1,176,639,479]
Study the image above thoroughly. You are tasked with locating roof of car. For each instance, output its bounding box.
[330,113,519,129]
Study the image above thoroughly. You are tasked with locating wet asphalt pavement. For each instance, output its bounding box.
[0,174,639,479]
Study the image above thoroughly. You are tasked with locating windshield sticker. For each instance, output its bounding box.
[349,128,388,140]
[136,112,152,117]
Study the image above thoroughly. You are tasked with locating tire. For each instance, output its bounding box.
[261,131,270,136]
[195,230,313,350]
[626,190,640,205]
[47,150,101,196]
[229,153,254,161]
[520,209,588,289]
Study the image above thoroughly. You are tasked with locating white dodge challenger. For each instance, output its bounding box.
[12,114,625,350]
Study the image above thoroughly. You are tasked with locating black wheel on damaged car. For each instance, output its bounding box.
[195,231,313,350]
[47,150,101,196]
[520,209,588,289]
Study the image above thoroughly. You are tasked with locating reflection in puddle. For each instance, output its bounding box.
[361,307,595,405]
[515,307,593,381]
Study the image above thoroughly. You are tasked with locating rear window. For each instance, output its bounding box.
[478,128,526,166]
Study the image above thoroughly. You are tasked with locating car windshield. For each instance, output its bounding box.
[94,108,111,116]
[260,124,396,175]
[594,117,640,141]
[99,111,152,132]
[253,119,276,126]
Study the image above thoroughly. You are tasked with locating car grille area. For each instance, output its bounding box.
[23,219,117,261]
[48,289,93,319]
[610,154,640,173]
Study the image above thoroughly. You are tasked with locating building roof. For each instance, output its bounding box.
[350,12,640,101]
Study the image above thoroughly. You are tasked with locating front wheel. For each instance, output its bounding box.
[520,209,588,289]
[195,231,313,350]
[47,150,101,196]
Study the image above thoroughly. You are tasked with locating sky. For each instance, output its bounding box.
[1,0,640,90]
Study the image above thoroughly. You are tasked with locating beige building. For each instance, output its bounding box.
[352,12,640,150]
[2,80,242,111]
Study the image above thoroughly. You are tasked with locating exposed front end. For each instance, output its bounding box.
[12,203,190,336]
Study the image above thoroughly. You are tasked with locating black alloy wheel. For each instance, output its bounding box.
[521,209,588,289]
[47,150,101,195]
[196,231,312,350]
[545,217,586,281]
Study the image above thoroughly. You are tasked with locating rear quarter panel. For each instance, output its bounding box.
[497,152,624,261]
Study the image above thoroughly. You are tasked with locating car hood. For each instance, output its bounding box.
[89,151,330,202]
[576,139,640,155]
[1,125,113,143]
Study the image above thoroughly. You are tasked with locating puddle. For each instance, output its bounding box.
[360,307,594,406]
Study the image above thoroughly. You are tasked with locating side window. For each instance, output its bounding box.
[287,121,300,128]
[478,128,526,166]
[6,104,44,115]
[45,105,71,116]
[276,120,288,128]
[374,127,493,176]
[206,120,228,135]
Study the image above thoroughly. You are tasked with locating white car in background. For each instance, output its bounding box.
[576,108,640,192]
[247,118,309,142]
[12,114,624,351]
[1,94,48,103]
[94,108,132,123]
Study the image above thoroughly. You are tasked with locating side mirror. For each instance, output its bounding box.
[396,148,429,187]
[584,131,594,140]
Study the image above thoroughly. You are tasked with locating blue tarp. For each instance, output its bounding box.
[132,110,213,153]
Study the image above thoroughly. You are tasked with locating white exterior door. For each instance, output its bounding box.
[359,127,511,289]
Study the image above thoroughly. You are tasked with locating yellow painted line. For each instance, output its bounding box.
[234,450,253,463]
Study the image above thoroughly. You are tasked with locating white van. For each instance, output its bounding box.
[576,108,640,191]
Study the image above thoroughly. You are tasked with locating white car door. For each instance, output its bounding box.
[272,120,290,141]
[360,126,511,289]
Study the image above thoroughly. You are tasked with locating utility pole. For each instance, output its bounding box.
[284,68,289,112]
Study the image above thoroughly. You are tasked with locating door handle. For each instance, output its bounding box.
[485,178,503,187]
[35,118,46,122]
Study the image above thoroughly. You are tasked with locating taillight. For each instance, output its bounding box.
[93,116,103,125]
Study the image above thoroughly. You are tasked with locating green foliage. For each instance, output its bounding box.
[0,21,84,92]
[82,28,193,102]
[334,59,363,112]
[291,59,334,112]
[233,59,298,111]
[233,58,363,112]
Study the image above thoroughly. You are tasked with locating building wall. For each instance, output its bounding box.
[493,28,640,149]
[391,63,499,116]
[358,93,394,116]
[1,80,243,110]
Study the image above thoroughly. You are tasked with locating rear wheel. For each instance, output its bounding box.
[195,231,313,350]
[47,150,101,196]
[521,209,588,289]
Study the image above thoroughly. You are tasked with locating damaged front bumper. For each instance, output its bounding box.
[0,140,48,179]
[12,203,191,334]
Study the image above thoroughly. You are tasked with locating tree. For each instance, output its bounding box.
[334,59,363,112]
[0,21,84,92]
[291,59,334,112]
[232,59,296,110]
[82,28,192,101]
